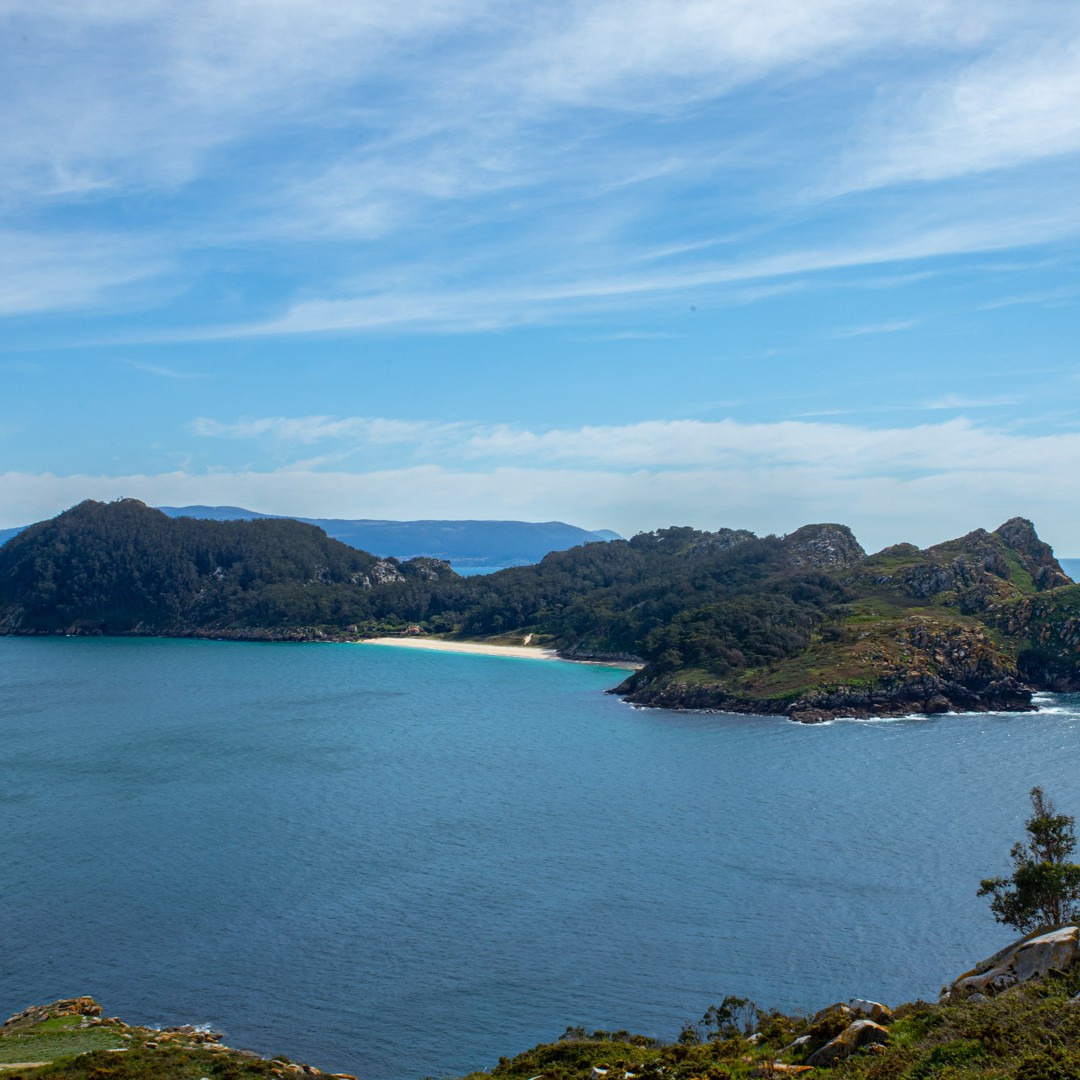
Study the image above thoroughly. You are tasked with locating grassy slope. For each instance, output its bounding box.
[0,1009,346,1080]
[454,969,1080,1080]
[12,964,1080,1080]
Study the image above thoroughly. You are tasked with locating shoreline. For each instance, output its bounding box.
[359,636,641,669]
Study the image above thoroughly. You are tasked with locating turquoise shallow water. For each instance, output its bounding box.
[2,636,1080,1078]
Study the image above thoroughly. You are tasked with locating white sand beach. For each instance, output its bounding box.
[359,637,641,669]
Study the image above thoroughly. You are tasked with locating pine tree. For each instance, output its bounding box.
[979,787,1080,933]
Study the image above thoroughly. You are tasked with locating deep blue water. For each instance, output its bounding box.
[3,637,1080,1079]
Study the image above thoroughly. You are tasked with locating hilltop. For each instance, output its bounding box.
[0,507,620,570]
[2,500,1079,720]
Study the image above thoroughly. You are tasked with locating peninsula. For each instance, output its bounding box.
[2,498,1079,721]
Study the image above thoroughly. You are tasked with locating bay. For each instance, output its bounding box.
[2,636,1080,1079]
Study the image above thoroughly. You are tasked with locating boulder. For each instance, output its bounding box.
[847,998,892,1025]
[945,926,1080,999]
[810,1002,851,1026]
[806,1020,889,1067]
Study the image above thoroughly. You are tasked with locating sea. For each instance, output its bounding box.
[2,635,1080,1079]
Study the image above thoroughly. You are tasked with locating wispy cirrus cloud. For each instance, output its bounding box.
[183,198,1080,338]
[4,0,1076,332]
[827,318,921,339]
[126,360,204,379]
[835,33,1080,192]
[190,414,463,447]
[0,230,169,317]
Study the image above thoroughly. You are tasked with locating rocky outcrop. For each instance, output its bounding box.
[617,672,1034,721]
[943,926,1080,1000]
[4,997,102,1025]
[1,999,348,1078]
[689,528,757,556]
[781,524,866,569]
[828,999,893,1025]
[805,1019,889,1066]
[994,517,1072,590]
[617,618,1035,721]
[785,673,1033,724]
[865,519,1071,614]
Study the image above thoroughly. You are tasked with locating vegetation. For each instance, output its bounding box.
[455,975,1080,1080]
[980,787,1080,933]
[0,1002,340,1080]
[10,798,1080,1078]
[2,499,1080,717]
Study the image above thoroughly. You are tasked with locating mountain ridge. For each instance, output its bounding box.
[0,507,620,569]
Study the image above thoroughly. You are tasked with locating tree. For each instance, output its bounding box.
[701,996,760,1040]
[978,787,1080,933]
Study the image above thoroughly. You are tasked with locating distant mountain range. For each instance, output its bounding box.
[0,506,620,569]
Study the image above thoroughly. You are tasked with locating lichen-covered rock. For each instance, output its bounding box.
[847,998,892,1024]
[4,997,102,1026]
[781,524,866,569]
[805,1020,889,1066]
[945,926,1080,999]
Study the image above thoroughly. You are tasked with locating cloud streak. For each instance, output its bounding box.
[3,0,1077,333]
[56,412,1061,554]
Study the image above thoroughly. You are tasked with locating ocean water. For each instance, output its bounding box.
[2,636,1080,1079]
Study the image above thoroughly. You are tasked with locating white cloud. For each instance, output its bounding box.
[0,231,168,316]
[190,414,462,446]
[126,360,204,379]
[0,446,1076,556]
[188,200,1080,338]
[0,0,480,201]
[2,0,1077,330]
[7,414,1079,553]
[828,319,920,339]
[838,34,1080,191]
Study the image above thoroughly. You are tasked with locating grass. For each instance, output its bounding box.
[8,1047,288,1080]
[448,968,1080,1080]
[0,1016,125,1065]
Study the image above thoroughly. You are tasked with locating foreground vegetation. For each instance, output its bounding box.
[0,1000,348,1080]
[458,979,1080,1080]
[3,499,1080,718]
[7,797,1080,1079]
[10,973,1080,1080]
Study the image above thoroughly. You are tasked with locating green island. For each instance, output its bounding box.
[2,499,1080,721]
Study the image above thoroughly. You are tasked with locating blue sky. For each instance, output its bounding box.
[2,0,1079,552]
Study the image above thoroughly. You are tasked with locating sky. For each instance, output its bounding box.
[2,0,1079,554]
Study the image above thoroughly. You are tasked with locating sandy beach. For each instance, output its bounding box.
[359,637,641,668]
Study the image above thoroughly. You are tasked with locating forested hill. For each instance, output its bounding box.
[3,499,1080,720]
[0,499,456,639]
[157,506,620,567]
[0,505,620,569]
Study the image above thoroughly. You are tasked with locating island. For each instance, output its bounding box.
[1,498,1079,721]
